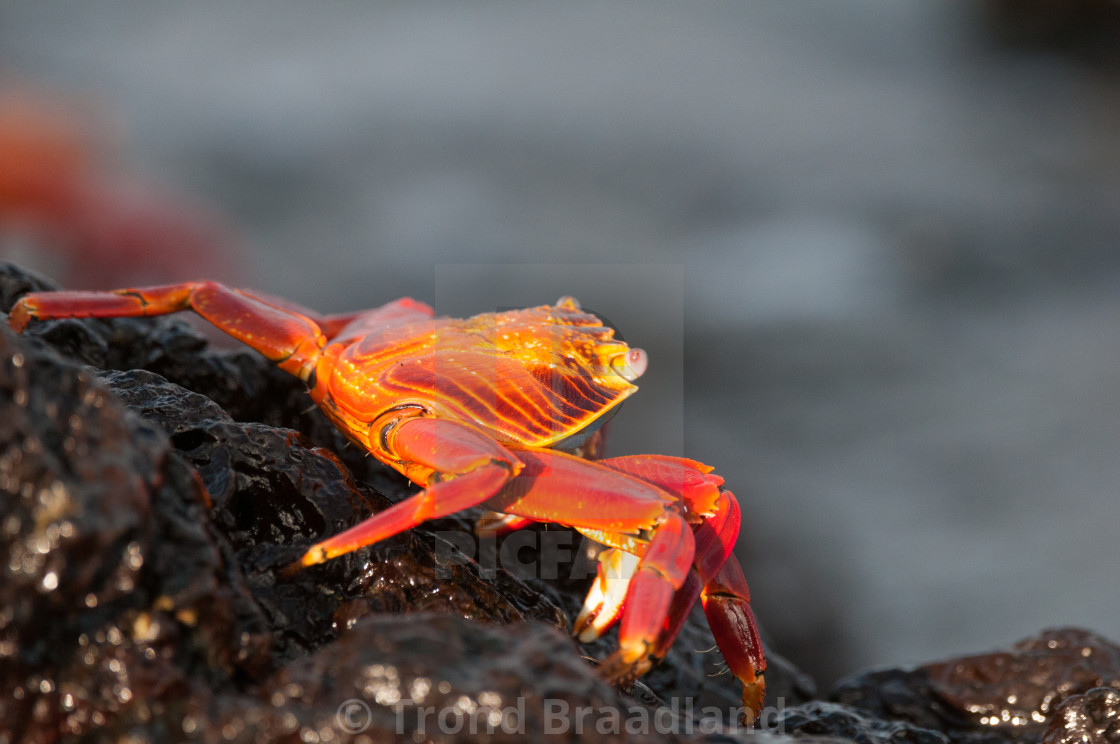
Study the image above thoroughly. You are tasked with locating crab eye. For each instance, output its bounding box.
[611,347,647,381]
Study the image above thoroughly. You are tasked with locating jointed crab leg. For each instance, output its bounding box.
[701,555,766,717]
[9,282,329,381]
[671,490,766,717]
[294,439,700,682]
[603,509,695,681]
[647,489,742,660]
[295,416,524,567]
[6,280,429,367]
[474,447,703,679]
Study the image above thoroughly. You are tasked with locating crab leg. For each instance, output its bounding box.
[294,416,524,567]
[662,489,766,717]
[7,283,436,370]
[601,511,694,682]
[293,429,698,643]
[647,489,741,660]
[9,282,328,380]
[553,518,698,685]
[701,555,766,718]
[595,454,727,519]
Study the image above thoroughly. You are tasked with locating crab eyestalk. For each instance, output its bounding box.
[610,348,648,382]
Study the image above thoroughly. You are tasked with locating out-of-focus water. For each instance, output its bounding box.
[3,1,1118,684]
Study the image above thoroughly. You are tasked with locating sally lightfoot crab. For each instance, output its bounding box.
[8,282,767,716]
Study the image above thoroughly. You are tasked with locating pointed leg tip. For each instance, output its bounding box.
[597,643,654,687]
[739,675,766,726]
[8,302,32,333]
[279,560,304,579]
[280,548,324,578]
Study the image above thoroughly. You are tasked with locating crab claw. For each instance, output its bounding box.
[573,548,641,642]
[596,511,694,685]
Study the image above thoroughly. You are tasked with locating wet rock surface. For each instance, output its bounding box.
[833,628,1120,744]
[2,262,1119,743]
[1041,687,1120,744]
[925,628,1120,734]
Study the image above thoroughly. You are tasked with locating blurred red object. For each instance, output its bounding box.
[0,85,237,288]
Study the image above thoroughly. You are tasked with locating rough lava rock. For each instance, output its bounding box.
[833,628,1120,744]
[4,262,1119,743]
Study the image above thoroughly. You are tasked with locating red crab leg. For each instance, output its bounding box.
[594,454,724,515]
[8,283,434,367]
[293,431,680,573]
[702,557,766,718]
[658,570,705,657]
[293,416,524,568]
[489,447,675,533]
[660,489,766,718]
[651,489,741,657]
[599,543,766,719]
[601,510,694,682]
[9,282,327,380]
[224,289,369,340]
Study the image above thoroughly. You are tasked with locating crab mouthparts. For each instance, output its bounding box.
[611,348,648,382]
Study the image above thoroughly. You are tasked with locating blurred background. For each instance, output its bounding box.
[3,1,1119,686]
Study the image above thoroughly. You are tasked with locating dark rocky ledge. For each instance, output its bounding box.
[1,262,1116,743]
